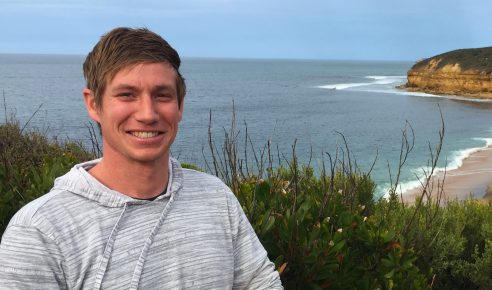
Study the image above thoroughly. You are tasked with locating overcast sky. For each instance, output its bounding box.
[1,0,491,61]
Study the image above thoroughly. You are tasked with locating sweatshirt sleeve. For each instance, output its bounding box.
[0,224,67,290]
[227,191,283,290]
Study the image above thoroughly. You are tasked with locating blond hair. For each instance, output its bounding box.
[83,27,186,109]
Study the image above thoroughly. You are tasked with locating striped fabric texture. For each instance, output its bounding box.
[0,158,283,289]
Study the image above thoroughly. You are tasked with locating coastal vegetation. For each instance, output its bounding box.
[1,112,492,289]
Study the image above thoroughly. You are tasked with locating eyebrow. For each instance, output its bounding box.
[111,84,138,92]
[111,84,175,93]
[152,85,175,93]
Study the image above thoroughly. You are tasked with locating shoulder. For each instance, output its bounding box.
[175,168,241,215]
[9,190,62,226]
[6,189,78,240]
[181,168,232,193]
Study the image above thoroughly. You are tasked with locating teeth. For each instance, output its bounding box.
[131,131,159,138]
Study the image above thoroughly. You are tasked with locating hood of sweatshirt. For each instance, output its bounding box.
[52,157,184,207]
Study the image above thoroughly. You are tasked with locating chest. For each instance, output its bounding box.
[62,201,236,289]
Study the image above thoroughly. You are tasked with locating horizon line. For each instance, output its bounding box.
[0,52,416,63]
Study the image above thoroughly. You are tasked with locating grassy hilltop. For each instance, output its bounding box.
[411,47,492,73]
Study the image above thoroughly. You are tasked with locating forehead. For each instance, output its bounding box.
[107,62,177,88]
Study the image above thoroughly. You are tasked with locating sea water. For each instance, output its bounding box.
[2,54,492,198]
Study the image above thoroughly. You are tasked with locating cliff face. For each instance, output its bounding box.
[405,47,492,98]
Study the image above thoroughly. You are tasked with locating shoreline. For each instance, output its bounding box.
[403,145,492,203]
[397,85,492,100]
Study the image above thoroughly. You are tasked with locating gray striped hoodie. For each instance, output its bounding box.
[0,158,283,289]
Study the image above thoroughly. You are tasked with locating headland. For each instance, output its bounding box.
[400,47,492,99]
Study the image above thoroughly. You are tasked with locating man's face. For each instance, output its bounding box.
[84,62,183,165]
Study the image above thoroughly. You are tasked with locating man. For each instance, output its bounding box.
[0,27,282,289]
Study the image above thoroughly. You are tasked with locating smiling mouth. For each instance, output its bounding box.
[129,131,161,138]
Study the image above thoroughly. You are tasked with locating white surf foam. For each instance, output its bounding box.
[446,138,492,170]
[317,82,372,90]
[476,137,492,147]
[318,75,492,103]
[447,148,481,171]
[378,178,424,199]
[365,75,407,83]
[379,138,492,198]
[380,87,492,103]
[317,75,406,91]
[402,92,492,103]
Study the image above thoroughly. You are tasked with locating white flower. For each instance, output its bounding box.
[329,240,335,246]
[337,228,343,233]
[363,216,368,222]
[282,181,290,189]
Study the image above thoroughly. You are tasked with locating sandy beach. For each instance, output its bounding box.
[403,146,492,203]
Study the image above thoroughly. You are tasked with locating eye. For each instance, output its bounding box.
[155,93,174,101]
[117,92,135,99]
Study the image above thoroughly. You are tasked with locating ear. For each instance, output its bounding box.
[83,88,101,123]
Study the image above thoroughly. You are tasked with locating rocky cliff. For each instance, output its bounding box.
[403,47,492,98]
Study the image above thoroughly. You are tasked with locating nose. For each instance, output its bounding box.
[135,95,158,124]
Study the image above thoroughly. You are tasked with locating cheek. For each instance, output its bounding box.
[105,106,131,123]
[160,106,182,123]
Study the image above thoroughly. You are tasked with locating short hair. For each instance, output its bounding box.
[83,27,186,109]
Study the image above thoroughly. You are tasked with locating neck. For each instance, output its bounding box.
[89,153,170,199]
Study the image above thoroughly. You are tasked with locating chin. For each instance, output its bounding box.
[129,150,169,164]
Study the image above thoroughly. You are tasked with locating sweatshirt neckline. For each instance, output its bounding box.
[53,157,183,207]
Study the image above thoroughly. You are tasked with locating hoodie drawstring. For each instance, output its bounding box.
[129,193,176,290]
[93,203,128,290]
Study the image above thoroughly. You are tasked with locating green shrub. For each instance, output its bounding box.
[411,200,492,289]
[373,197,492,290]
[0,119,93,236]
[234,166,425,289]
[469,239,492,288]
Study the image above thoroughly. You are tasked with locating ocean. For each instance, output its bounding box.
[2,54,492,198]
